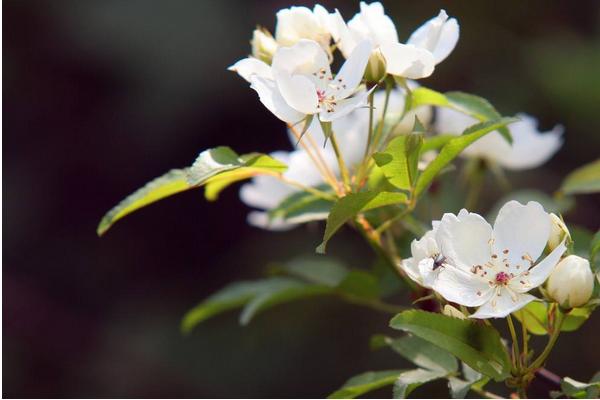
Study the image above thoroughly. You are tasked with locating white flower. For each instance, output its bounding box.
[435,109,564,170]
[330,3,459,79]
[398,222,443,289]
[229,39,372,123]
[432,201,566,319]
[547,255,594,308]
[275,5,332,49]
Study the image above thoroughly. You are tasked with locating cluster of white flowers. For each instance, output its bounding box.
[399,200,597,318]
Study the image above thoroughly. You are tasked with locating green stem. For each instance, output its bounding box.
[528,308,565,371]
[521,316,529,369]
[274,174,336,201]
[370,78,393,152]
[507,314,522,373]
[330,132,351,192]
[471,387,504,399]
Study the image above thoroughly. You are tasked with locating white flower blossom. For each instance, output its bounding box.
[435,109,564,170]
[431,201,566,318]
[546,255,594,308]
[329,3,459,79]
[275,5,332,49]
[229,39,372,123]
[251,28,278,63]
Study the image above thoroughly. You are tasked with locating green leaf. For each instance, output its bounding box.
[201,152,288,201]
[421,135,455,153]
[97,169,191,236]
[98,147,287,235]
[560,159,600,195]
[181,280,271,334]
[378,335,458,373]
[316,191,408,254]
[414,117,517,197]
[405,132,424,187]
[373,136,411,190]
[239,280,331,325]
[514,302,593,335]
[389,310,511,381]
[393,368,447,399]
[268,188,333,224]
[410,88,512,143]
[278,256,349,287]
[447,377,472,399]
[561,376,600,399]
[181,277,332,333]
[590,230,600,270]
[328,370,403,399]
[337,270,380,299]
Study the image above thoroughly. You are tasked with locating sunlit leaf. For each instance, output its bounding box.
[317,191,409,253]
[390,310,511,381]
[513,302,593,335]
[414,117,517,197]
[98,147,287,235]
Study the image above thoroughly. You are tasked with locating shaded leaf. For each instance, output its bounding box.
[393,368,447,399]
[390,310,511,381]
[414,118,517,197]
[268,188,333,224]
[560,159,600,195]
[279,256,349,287]
[328,370,403,399]
[382,335,458,373]
[337,270,380,299]
[317,191,408,253]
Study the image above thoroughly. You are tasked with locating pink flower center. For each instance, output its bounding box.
[495,271,511,285]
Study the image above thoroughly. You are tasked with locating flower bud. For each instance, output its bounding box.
[442,304,467,319]
[547,213,571,252]
[547,255,594,308]
[251,28,278,64]
[364,49,387,83]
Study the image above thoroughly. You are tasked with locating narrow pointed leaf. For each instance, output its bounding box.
[279,257,349,287]
[317,191,408,253]
[414,117,517,197]
[376,335,458,373]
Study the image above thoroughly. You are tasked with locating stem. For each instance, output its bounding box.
[370,79,393,153]
[287,123,339,193]
[528,308,565,371]
[518,386,528,399]
[363,89,376,161]
[464,158,485,210]
[330,132,351,193]
[507,314,522,372]
[471,387,504,399]
[521,316,529,369]
[273,174,336,201]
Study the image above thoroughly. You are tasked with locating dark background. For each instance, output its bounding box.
[4,0,600,397]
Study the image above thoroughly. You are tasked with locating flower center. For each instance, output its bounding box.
[316,89,337,113]
[494,271,511,285]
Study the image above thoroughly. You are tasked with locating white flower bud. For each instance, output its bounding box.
[442,304,467,319]
[547,255,594,308]
[251,28,278,64]
[364,49,387,83]
[548,213,571,252]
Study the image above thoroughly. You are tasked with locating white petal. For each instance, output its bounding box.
[433,266,493,307]
[329,10,358,58]
[249,75,305,123]
[407,10,459,64]
[510,241,567,293]
[276,72,319,114]
[349,2,398,47]
[275,6,330,47]
[493,114,563,170]
[272,39,330,76]
[492,201,551,271]
[329,40,372,99]
[380,43,435,79]
[435,210,493,272]
[418,258,439,289]
[470,291,536,319]
[228,58,273,82]
[399,257,424,286]
[247,211,297,231]
[410,229,439,261]
[319,90,369,122]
